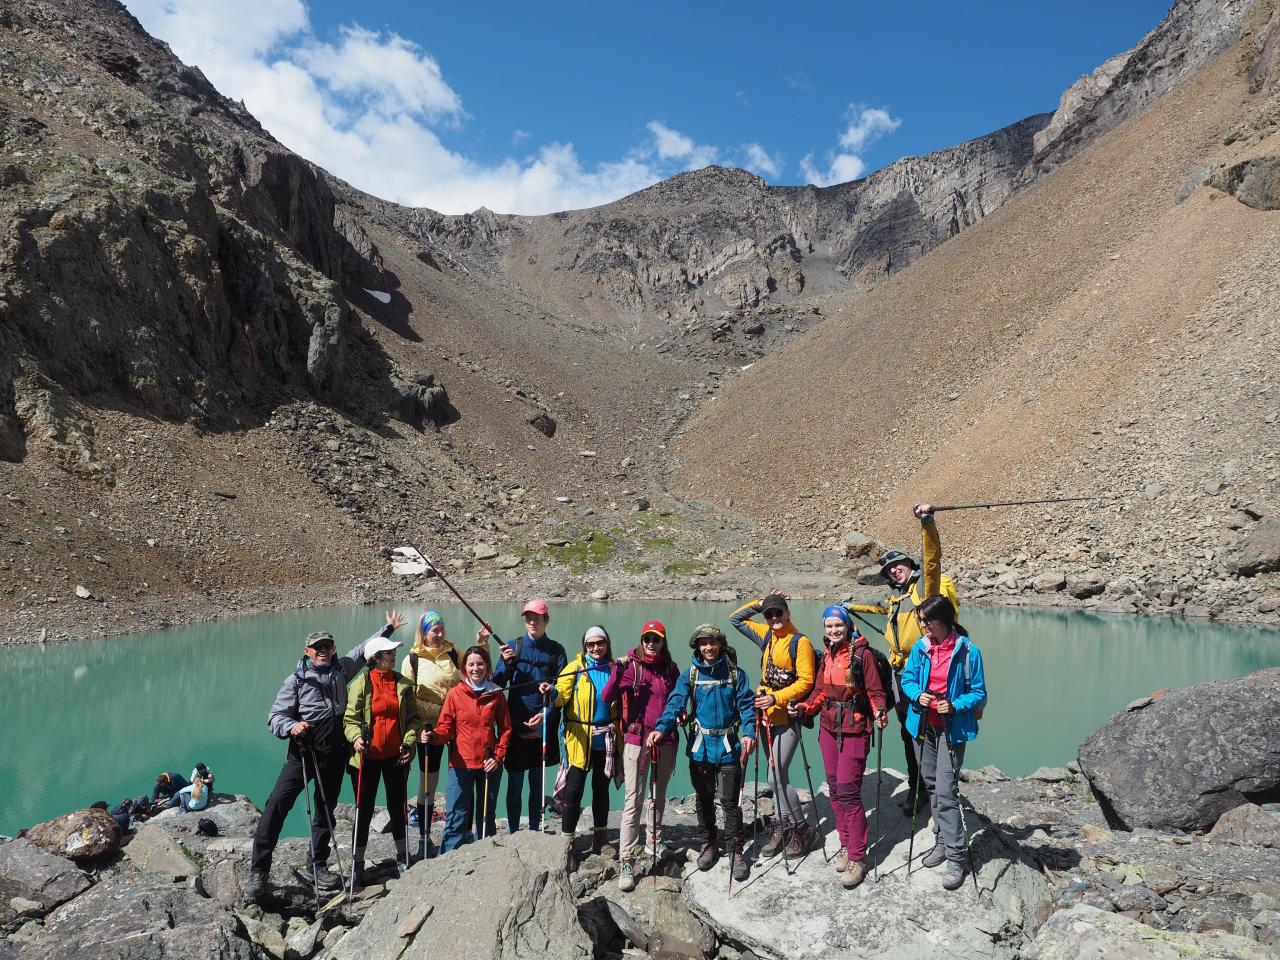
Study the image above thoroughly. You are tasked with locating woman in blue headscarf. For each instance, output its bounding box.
[790,606,888,888]
[401,612,463,854]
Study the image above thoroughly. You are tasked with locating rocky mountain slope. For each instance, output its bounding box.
[1,0,1277,641]
[672,2,1280,622]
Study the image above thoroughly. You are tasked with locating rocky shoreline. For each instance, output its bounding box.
[2,669,1277,959]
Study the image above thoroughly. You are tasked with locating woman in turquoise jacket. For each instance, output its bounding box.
[899,595,987,891]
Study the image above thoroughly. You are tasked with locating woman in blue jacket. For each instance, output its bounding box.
[899,595,987,891]
[649,624,756,883]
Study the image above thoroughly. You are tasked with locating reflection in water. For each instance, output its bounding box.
[0,601,1276,836]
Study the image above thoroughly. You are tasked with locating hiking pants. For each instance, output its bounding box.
[619,741,676,860]
[818,727,870,861]
[561,749,612,835]
[442,766,502,852]
[251,742,346,874]
[765,722,803,825]
[690,759,743,851]
[896,672,928,802]
[348,756,409,864]
[920,726,966,863]
[504,734,558,832]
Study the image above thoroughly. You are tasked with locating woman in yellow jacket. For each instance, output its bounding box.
[343,636,422,882]
[400,611,462,855]
[844,504,959,814]
[541,625,622,857]
[729,592,816,860]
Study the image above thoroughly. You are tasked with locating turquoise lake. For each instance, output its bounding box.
[2,601,1277,837]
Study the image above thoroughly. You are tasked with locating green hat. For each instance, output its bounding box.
[878,549,919,578]
[689,623,726,649]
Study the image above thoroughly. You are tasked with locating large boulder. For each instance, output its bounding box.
[24,808,120,862]
[328,831,591,960]
[0,839,90,928]
[1027,904,1273,959]
[680,780,1050,960]
[8,873,256,960]
[1227,518,1280,576]
[124,823,200,878]
[1077,668,1280,831]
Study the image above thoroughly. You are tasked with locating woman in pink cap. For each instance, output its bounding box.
[603,619,680,890]
[485,598,568,833]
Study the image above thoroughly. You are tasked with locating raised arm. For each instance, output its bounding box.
[729,599,768,648]
[918,506,942,600]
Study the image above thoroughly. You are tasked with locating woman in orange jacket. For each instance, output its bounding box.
[432,646,512,852]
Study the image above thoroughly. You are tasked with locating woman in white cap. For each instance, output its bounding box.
[343,633,422,882]
[541,625,621,857]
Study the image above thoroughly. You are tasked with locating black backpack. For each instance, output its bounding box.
[849,644,897,713]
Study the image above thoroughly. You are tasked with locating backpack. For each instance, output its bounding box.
[849,643,897,713]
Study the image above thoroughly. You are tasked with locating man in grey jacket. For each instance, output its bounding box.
[246,611,405,902]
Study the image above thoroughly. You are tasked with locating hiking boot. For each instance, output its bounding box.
[760,822,788,859]
[618,860,636,892]
[832,847,848,873]
[783,823,813,860]
[243,869,268,903]
[592,830,617,859]
[307,863,342,892]
[841,859,868,889]
[942,860,967,891]
[730,849,750,883]
[696,841,720,871]
[921,842,947,869]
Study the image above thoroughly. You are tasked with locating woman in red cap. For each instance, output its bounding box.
[602,620,680,890]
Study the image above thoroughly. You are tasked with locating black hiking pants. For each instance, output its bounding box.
[896,672,928,803]
[251,741,346,874]
[561,748,612,835]
[349,755,409,861]
[690,759,742,851]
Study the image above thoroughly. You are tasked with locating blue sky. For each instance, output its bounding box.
[125,0,1171,214]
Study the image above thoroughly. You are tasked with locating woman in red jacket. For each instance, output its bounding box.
[432,646,512,852]
[791,606,888,889]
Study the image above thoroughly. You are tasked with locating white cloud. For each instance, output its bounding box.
[742,143,780,178]
[801,106,901,187]
[122,0,766,213]
[646,121,718,169]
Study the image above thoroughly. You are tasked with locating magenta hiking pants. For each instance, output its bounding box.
[818,726,870,861]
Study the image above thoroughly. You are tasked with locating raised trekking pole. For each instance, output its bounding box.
[848,610,884,637]
[871,723,884,882]
[390,546,509,649]
[931,495,1104,512]
[348,723,369,905]
[298,745,321,910]
[304,744,346,890]
[794,719,827,861]
[944,717,979,893]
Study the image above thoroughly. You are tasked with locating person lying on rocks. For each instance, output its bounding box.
[431,645,511,852]
[649,624,756,884]
[790,606,888,889]
[844,503,959,815]
[899,595,987,891]
[730,591,817,860]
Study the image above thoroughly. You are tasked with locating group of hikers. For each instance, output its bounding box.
[244,503,988,903]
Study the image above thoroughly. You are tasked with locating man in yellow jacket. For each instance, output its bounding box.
[844,504,958,814]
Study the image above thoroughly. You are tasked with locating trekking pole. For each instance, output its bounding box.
[304,744,346,888]
[793,719,827,860]
[389,546,509,648]
[944,717,979,893]
[931,496,1103,512]
[728,747,748,897]
[348,724,369,905]
[906,722,926,877]
[848,611,884,637]
[752,711,761,840]
[417,747,428,861]
[648,742,659,889]
[871,723,883,882]
[298,745,321,910]
[756,697,779,857]
[540,690,551,832]
[480,749,495,840]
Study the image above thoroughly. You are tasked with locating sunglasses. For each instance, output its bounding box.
[763,609,786,620]
[641,635,663,644]
[308,644,335,653]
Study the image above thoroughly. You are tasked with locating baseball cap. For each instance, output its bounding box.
[365,636,402,658]
[640,620,666,639]
[521,598,550,617]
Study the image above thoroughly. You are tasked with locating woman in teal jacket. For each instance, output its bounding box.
[649,624,756,883]
[899,595,987,891]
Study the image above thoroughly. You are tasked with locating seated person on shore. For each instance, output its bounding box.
[176,763,215,812]
[150,771,190,810]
